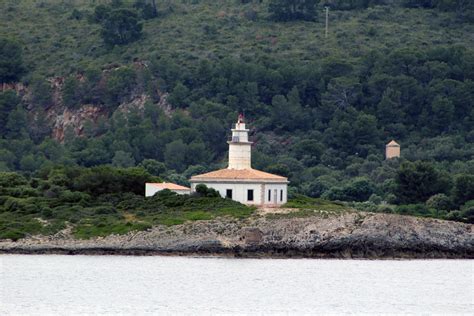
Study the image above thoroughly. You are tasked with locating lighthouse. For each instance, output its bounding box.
[190,115,288,206]
[228,114,252,170]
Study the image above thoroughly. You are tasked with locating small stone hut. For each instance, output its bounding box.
[385,140,400,159]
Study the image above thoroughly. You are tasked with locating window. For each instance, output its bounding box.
[280,190,283,202]
[247,189,254,201]
[226,189,232,199]
[268,189,271,201]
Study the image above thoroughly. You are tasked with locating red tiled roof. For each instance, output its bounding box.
[190,168,288,183]
[146,182,190,190]
[386,140,400,146]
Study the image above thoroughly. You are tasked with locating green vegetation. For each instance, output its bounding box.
[0,170,253,240]
[267,194,347,219]
[0,0,473,233]
[269,0,319,21]
[284,194,345,210]
[0,37,25,83]
[95,7,143,46]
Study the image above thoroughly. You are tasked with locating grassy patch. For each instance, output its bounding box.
[284,194,346,211]
[264,195,348,220]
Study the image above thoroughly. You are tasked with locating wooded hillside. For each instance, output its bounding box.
[0,0,473,223]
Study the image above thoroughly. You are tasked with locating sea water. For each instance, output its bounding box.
[0,255,472,314]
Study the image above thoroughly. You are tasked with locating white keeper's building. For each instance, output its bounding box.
[145,182,191,197]
[190,115,288,206]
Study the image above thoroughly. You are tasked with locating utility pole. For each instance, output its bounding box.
[325,7,329,39]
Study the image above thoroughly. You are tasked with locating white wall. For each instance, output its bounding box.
[228,143,251,169]
[262,183,288,206]
[145,184,190,197]
[190,182,287,206]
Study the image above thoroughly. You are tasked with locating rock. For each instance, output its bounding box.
[241,228,263,244]
[0,213,472,258]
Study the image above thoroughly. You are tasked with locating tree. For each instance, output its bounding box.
[377,88,403,124]
[0,38,25,83]
[134,0,158,19]
[268,0,319,21]
[5,105,28,139]
[395,161,451,204]
[436,0,474,19]
[292,139,324,166]
[62,75,81,108]
[322,77,361,110]
[431,96,454,132]
[0,91,20,135]
[0,149,16,170]
[306,178,329,198]
[199,117,226,154]
[402,0,436,8]
[271,87,307,131]
[112,150,136,167]
[164,140,187,172]
[101,9,143,46]
[105,67,137,107]
[29,75,52,108]
[453,174,474,206]
[139,159,166,176]
[342,178,376,202]
[73,166,152,196]
[94,4,111,23]
[20,154,44,172]
[168,82,190,108]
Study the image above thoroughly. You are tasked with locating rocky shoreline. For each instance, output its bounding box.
[1,212,473,259]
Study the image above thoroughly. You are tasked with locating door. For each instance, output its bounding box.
[273,189,278,205]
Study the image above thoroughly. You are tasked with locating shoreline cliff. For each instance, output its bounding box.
[1,212,472,259]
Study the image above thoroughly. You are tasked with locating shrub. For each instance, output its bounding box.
[59,190,90,203]
[395,204,431,216]
[369,194,383,205]
[459,201,474,223]
[86,205,117,215]
[100,9,143,46]
[426,193,453,211]
[195,184,220,197]
[0,172,27,187]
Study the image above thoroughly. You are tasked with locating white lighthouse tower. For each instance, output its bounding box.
[228,114,252,170]
[190,114,288,206]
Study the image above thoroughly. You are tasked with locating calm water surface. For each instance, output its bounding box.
[0,255,472,315]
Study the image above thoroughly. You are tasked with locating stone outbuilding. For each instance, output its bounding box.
[385,140,400,159]
[190,115,288,206]
[145,182,191,197]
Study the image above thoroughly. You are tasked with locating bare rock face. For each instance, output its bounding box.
[3,68,174,143]
[241,228,264,245]
[0,213,472,258]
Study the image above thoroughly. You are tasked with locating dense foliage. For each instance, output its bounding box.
[0,169,253,240]
[0,38,25,83]
[269,0,319,21]
[0,0,473,229]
